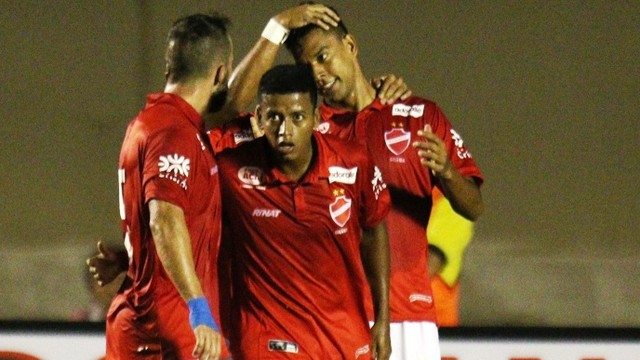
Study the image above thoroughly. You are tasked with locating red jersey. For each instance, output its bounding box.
[216,132,391,360]
[108,93,229,359]
[208,113,255,154]
[319,97,484,323]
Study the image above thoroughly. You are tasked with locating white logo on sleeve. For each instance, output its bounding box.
[392,104,424,118]
[158,154,190,189]
[233,129,254,144]
[450,129,472,159]
[328,166,357,184]
[371,166,387,200]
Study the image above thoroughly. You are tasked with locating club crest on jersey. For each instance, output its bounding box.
[315,121,330,134]
[384,128,411,155]
[392,103,424,118]
[237,166,264,186]
[329,195,352,227]
[158,153,190,190]
[328,166,357,184]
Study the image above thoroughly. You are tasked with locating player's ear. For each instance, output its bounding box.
[255,104,265,130]
[343,34,358,57]
[212,63,227,89]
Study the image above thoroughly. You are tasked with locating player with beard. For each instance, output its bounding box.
[216,64,392,360]
[92,13,233,360]
[220,3,485,359]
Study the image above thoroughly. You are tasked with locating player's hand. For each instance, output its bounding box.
[414,124,453,179]
[86,241,125,286]
[274,4,340,31]
[370,320,391,360]
[371,74,412,105]
[192,325,222,360]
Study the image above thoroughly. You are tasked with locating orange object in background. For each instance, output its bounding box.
[427,188,474,327]
[431,275,460,327]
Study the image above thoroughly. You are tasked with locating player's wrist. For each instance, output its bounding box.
[438,162,454,180]
[262,17,289,45]
[187,297,219,331]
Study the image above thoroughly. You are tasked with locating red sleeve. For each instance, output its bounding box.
[143,127,198,210]
[208,114,255,154]
[359,146,391,228]
[430,105,484,185]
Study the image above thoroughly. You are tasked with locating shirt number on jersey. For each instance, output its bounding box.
[118,168,133,262]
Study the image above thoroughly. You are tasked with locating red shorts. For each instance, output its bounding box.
[106,294,231,359]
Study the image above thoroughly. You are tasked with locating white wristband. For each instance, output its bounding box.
[261,18,289,45]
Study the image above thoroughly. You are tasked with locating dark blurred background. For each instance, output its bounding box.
[1,0,638,326]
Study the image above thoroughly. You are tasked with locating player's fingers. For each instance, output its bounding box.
[210,333,221,360]
[377,75,395,103]
[310,4,340,22]
[97,241,105,255]
[192,331,204,358]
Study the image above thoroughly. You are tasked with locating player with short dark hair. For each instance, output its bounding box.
[222,3,485,359]
[100,13,233,360]
[216,63,392,359]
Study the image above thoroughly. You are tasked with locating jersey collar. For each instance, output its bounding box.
[147,93,203,130]
[320,98,384,120]
[261,133,330,186]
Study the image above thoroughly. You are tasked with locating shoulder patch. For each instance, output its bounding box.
[316,122,330,134]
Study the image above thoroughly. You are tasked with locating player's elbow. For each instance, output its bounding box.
[452,198,484,221]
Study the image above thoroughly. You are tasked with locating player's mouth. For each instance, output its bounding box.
[318,78,337,95]
[277,142,295,155]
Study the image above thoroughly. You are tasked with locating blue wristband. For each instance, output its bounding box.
[187,297,219,332]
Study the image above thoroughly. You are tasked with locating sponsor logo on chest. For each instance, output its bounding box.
[252,208,281,218]
[391,103,424,118]
[328,166,357,184]
[237,166,264,186]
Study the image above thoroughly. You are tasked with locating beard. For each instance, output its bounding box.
[206,86,228,114]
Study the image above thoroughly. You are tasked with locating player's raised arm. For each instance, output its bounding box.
[223,4,340,116]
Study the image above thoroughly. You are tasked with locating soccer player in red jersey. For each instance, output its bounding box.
[222,4,485,359]
[216,64,392,359]
[88,14,233,360]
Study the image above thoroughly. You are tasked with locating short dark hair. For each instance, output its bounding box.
[284,3,349,57]
[258,64,318,108]
[165,13,231,83]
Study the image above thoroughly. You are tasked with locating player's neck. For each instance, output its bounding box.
[164,80,211,115]
[326,72,376,113]
[276,141,316,183]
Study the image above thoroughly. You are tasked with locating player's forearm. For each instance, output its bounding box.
[226,38,281,114]
[149,199,204,301]
[361,222,391,323]
[438,170,484,221]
